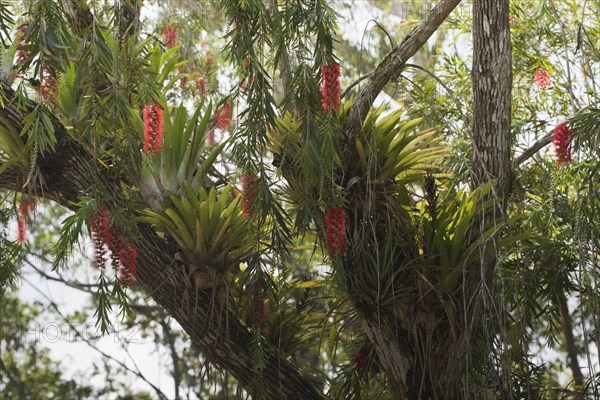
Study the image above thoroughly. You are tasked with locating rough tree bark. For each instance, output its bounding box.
[1,0,519,398]
[471,0,512,208]
[0,82,322,400]
[340,1,463,398]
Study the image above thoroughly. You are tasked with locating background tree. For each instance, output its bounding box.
[1,0,599,399]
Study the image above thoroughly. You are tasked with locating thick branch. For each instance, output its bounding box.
[343,0,461,141]
[0,82,322,400]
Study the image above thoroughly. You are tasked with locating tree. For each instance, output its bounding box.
[1,0,599,399]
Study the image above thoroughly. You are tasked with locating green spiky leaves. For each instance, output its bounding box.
[138,183,248,274]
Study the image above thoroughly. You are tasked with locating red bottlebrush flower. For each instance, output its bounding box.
[206,124,216,147]
[325,208,346,258]
[535,68,551,89]
[19,197,36,216]
[552,122,574,164]
[90,216,106,268]
[143,103,164,156]
[319,62,341,114]
[16,197,36,243]
[109,231,124,271]
[163,24,178,48]
[118,243,137,287]
[179,75,188,91]
[252,280,266,326]
[217,99,232,131]
[207,100,232,143]
[98,209,112,247]
[15,24,30,65]
[354,350,373,373]
[241,172,257,218]
[17,217,27,243]
[89,209,114,268]
[336,208,346,253]
[197,77,207,97]
[40,69,58,102]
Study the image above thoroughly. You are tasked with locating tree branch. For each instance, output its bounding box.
[512,132,553,169]
[343,0,461,142]
[558,294,586,394]
[0,81,322,400]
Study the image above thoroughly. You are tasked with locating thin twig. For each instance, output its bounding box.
[161,319,182,400]
[404,63,467,121]
[25,257,99,292]
[341,73,371,99]
[548,0,581,113]
[23,278,170,400]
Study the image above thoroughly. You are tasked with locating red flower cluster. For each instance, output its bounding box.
[535,68,550,89]
[90,209,138,286]
[252,279,267,326]
[90,209,112,268]
[163,24,178,48]
[217,99,232,131]
[118,243,138,287]
[179,75,188,91]
[320,62,341,114]
[17,218,27,243]
[552,122,574,164]
[206,99,232,146]
[197,77,206,97]
[206,125,216,147]
[143,103,164,156]
[241,172,257,218]
[354,350,374,373]
[15,24,30,66]
[40,69,58,103]
[16,198,36,243]
[325,208,346,258]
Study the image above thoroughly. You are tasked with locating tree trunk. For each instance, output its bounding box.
[471,0,512,208]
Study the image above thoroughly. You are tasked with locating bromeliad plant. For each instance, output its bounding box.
[134,96,249,293]
[268,97,519,396]
[268,100,447,254]
[138,182,248,275]
[135,98,227,208]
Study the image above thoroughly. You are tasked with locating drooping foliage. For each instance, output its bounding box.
[0,0,599,399]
